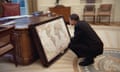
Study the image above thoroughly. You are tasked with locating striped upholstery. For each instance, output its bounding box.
[2,3,20,17]
[84,12,95,16]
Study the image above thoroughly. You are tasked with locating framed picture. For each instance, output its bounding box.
[29,16,71,67]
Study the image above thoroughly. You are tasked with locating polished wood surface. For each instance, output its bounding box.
[14,16,59,29]
[12,16,59,65]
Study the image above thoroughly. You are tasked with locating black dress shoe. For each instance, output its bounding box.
[79,58,94,66]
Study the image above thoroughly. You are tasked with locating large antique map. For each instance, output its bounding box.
[35,18,70,61]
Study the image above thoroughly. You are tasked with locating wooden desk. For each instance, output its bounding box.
[5,16,59,65]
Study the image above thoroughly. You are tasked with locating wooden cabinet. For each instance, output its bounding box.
[49,5,71,23]
[14,29,38,65]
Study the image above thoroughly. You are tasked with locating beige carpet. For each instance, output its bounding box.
[0,50,78,72]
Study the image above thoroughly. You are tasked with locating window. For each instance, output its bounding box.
[11,0,28,15]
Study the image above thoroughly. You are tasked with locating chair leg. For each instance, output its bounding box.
[109,16,111,24]
[99,16,101,23]
[93,16,95,24]
[97,16,100,23]
[96,16,98,23]
[83,16,85,21]
[13,49,17,67]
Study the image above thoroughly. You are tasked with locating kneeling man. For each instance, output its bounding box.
[68,14,103,66]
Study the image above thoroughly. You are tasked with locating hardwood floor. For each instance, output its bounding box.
[0,50,77,72]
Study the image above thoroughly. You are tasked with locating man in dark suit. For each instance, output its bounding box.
[68,14,103,66]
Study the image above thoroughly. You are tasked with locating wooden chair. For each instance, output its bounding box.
[0,26,17,66]
[86,0,95,3]
[2,3,20,17]
[83,5,96,23]
[97,4,112,23]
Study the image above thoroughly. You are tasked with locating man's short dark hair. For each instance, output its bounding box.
[70,14,80,21]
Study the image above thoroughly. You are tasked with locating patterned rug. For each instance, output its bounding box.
[75,48,120,72]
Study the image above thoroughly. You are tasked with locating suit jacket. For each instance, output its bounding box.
[68,21,103,57]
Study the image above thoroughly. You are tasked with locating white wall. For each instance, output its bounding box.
[114,0,120,22]
[101,0,114,3]
[37,0,55,12]
[37,0,120,22]
[68,25,120,49]
[92,25,120,49]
